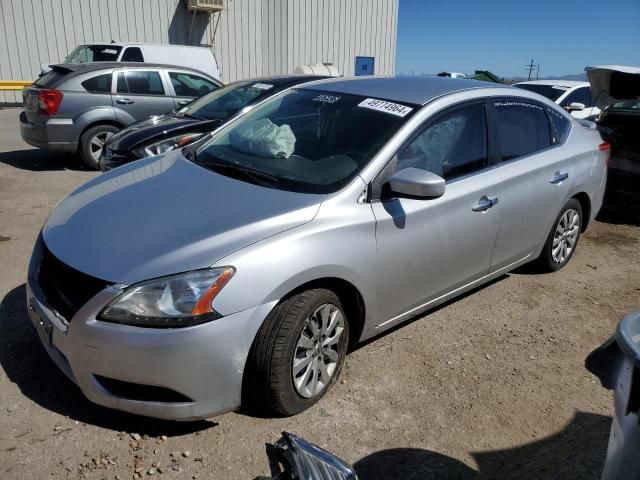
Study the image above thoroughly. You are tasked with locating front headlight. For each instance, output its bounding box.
[133,133,204,158]
[98,268,234,328]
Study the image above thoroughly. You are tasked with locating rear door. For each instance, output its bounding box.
[490,99,573,271]
[112,69,175,122]
[166,70,220,109]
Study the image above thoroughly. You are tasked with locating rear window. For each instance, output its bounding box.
[81,73,112,93]
[34,70,66,88]
[64,45,122,63]
[495,100,552,161]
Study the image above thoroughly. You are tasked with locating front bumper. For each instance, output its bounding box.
[19,111,77,152]
[26,279,276,420]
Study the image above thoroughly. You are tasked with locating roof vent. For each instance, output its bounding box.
[187,0,223,12]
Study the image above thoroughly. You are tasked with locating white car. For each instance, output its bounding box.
[514,80,599,120]
[42,43,221,81]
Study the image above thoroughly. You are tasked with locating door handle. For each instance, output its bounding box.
[472,196,499,212]
[550,171,569,184]
[178,100,190,106]
[117,98,134,105]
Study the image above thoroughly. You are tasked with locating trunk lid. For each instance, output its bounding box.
[586,65,640,109]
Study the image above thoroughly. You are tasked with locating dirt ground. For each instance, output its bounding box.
[0,106,638,480]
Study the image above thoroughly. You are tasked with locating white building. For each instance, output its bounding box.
[0,0,399,104]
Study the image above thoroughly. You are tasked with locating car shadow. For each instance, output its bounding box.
[0,149,89,171]
[354,411,610,479]
[0,284,215,436]
[596,171,640,227]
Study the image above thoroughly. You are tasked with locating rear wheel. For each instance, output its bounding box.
[537,198,582,272]
[245,289,349,416]
[79,124,119,169]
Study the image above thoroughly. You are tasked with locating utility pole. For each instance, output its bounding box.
[526,59,535,80]
[536,64,540,80]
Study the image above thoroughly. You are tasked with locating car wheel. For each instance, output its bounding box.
[538,198,582,272]
[245,289,349,416]
[79,124,120,169]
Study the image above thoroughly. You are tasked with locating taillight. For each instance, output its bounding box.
[37,89,63,115]
[599,142,611,166]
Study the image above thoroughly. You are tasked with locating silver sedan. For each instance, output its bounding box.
[27,76,608,420]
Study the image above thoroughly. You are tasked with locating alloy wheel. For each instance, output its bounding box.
[292,303,345,398]
[89,131,114,162]
[552,208,580,264]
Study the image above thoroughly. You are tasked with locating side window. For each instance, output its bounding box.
[495,101,551,161]
[116,71,165,95]
[396,103,488,180]
[121,47,144,62]
[563,87,592,107]
[168,72,219,97]
[81,73,112,93]
[546,107,571,144]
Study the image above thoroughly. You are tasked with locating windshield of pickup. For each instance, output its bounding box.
[179,81,274,120]
[64,45,122,63]
[194,89,416,193]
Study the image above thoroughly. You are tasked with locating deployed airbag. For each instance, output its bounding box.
[229,118,296,158]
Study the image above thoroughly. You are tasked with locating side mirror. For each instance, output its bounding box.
[387,168,445,199]
[567,102,586,112]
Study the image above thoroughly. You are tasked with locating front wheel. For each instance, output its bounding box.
[245,289,349,416]
[79,124,120,169]
[537,198,582,272]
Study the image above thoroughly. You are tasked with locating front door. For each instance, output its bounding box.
[370,101,501,329]
[113,69,175,123]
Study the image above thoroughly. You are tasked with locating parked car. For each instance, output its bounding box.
[42,42,221,81]
[19,63,221,168]
[587,65,640,176]
[513,80,599,119]
[437,71,467,79]
[586,311,640,480]
[99,75,329,171]
[27,76,607,420]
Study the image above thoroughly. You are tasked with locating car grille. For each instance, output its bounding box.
[34,237,111,322]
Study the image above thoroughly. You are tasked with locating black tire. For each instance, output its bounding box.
[537,198,583,272]
[244,289,349,416]
[79,124,120,169]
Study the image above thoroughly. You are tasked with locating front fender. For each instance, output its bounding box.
[212,193,380,341]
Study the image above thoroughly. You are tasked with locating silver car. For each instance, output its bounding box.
[19,63,221,168]
[27,76,607,420]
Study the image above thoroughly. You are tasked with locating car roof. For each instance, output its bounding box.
[48,62,218,81]
[296,75,509,105]
[233,75,330,86]
[514,80,588,88]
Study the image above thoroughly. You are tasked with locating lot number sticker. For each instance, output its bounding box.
[252,83,274,90]
[358,98,413,117]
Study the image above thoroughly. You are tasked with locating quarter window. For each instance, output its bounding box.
[396,103,488,180]
[546,107,571,144]
[169,72,218,97]
[81,73,112,93]
[121,47,144,62]
[495,101,551,161]
[116,71,165,95]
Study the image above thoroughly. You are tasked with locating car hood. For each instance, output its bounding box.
[107,114,222,152]
[42,152,324,285]
[586,65,640,109]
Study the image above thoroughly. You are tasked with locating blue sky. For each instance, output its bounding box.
[396,0,640,78]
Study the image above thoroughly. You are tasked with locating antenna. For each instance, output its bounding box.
[526,59,535,80]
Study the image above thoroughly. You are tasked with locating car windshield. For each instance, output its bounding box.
[179,81,275,120]
[64,45,122,63]
[194,89,416,194]
[514,84,568,102]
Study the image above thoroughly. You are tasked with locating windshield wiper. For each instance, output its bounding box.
[198,161,280,186]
